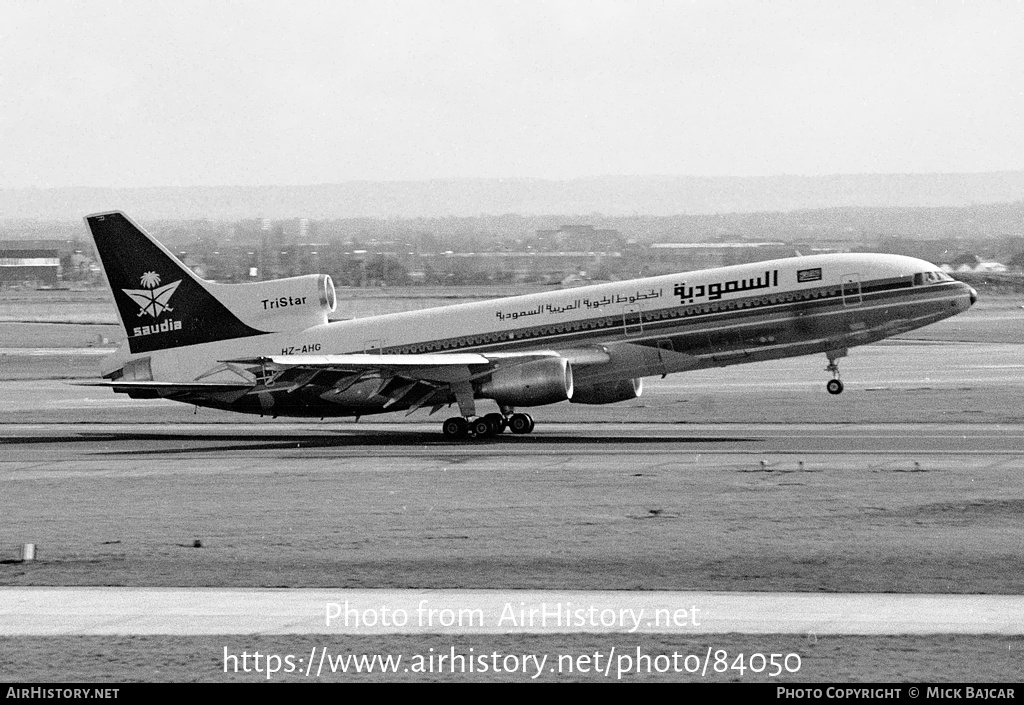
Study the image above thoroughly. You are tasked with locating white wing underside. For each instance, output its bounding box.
[218,351,569,415]
[82,349,610,417]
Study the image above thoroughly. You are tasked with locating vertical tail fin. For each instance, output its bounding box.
[85,211,265,354]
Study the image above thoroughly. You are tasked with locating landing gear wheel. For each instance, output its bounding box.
[483,412,506,434]
[442,416,469,439]
[824,350,846,396]
[471,416,496,438]
[508,413,535,434]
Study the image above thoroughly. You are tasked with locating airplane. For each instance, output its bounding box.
[81,211,977,439]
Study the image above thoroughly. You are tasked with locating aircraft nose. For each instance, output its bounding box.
[969,287,977,306]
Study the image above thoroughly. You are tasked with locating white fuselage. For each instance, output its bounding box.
[103,252,975,417]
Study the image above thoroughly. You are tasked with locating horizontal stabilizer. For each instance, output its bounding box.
[71,380,252,392]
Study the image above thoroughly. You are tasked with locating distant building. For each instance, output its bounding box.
[939,253,1009,274]
[940,261,1009,274]
[535,225,623,251]
[422,250,621,284]
[647,242,792,271]
[0,244,61,285]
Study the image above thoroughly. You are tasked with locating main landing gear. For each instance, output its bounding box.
[441,411,535,440]
[825,348,846,395]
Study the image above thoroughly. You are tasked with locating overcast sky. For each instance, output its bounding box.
[1,0,1022,188]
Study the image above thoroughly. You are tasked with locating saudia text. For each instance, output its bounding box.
[132,319,182,337]
[674,270,779,304]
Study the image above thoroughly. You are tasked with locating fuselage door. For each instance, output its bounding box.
[363,339,386,354]
[622,303,643,336]
[841,274,862,307]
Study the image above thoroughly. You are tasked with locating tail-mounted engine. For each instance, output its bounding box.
[210,274,337,332]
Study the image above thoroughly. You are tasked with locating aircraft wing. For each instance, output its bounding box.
[226,347,611,371]
[223,350,559,387]
[74,348,611,413]
[221,350,579,415]
[230,352,531,369]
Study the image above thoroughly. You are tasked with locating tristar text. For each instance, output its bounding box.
[263,296,307,310]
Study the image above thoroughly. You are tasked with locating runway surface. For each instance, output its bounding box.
[0,421,1022,458]
[2,413,1023,595]
[4,587,1023,636]
[2,297,1021,682]
[0,315,1022,680]
[2,338,1022,598]
[2,341,1022,427]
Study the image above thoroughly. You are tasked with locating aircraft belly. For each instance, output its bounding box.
[673,294,956,363]
[176,377,423,418]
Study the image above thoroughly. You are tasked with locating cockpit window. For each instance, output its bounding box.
[914,271,953,286]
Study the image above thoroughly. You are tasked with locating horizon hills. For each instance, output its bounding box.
[3,172,1024,222]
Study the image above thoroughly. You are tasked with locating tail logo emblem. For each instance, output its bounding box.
[123,272,182,318]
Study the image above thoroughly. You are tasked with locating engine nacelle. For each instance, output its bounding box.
[210,274,337,331]
[570,378,643,405]
[478,358,574,407]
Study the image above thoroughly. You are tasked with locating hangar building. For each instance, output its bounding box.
[0,242,61,285]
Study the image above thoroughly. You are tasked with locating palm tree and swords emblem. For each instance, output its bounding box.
[122,271,181,318]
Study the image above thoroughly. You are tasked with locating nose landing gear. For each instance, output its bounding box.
[825,348,847,395]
